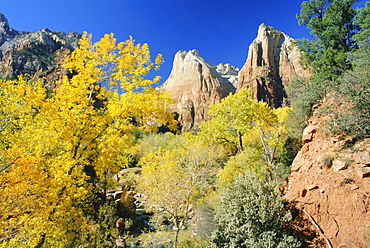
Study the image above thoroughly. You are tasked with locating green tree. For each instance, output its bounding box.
[353,1,370,43]
[327,40,370,138]
[287,0,363,134]
[211,172,300,248]
[285,75,322,133]
[327,2,370,138]
[296,0,359,81]
[294,1,370,139]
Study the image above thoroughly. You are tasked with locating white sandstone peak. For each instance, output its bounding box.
[215,63,239,76]
[160,49,236,131]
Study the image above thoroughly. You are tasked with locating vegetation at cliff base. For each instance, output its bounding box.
[200,89,292,183]
[289,0,370,139]
[212,173,300,248]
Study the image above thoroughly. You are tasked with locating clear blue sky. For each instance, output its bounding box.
[0,0,366,84]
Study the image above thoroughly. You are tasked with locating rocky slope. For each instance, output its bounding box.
[159,49,236,132]
[283,101,370,247]
[0,13,80,86]
[237,23,310,108]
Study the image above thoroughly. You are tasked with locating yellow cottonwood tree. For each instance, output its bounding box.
[0,33,177,247]
[199,89,292,182]
[137,135,219,248]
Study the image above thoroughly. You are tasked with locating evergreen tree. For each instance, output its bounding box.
[328,39,370,138]
[353,1,370,43]
[296,0,359,81]
[287,0,362,131]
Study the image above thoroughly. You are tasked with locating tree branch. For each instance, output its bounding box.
[0,156,20,173]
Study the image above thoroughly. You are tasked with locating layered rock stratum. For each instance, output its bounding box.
[237,23,310,108]
[159,49,236,132]
[0,13,81,86]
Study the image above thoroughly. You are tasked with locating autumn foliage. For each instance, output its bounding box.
[0,33,176,247]
[0,33,296,248]
[199,89,292,183]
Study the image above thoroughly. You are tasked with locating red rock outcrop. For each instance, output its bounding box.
[159,50,236,132]
[284,102,370,247]
[237,24,310,108]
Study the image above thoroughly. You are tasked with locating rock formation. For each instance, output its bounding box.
[214,62,239,87]
[283,101,370,247]
[237,23,310,108]
[159,50,236,132]
[0,13,81,85]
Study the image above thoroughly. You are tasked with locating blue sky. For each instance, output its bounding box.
[0,0,366,84]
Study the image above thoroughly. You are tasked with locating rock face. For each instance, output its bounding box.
[159,50,236,131]
[283,101,370,247]
[237,24,310,108]
[0,13,81,84]
[214,63,239,87]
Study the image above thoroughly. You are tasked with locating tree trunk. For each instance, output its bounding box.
[173,228,180,248]
[173,219,183,248]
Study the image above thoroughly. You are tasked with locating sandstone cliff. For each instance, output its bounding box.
[283,101,370,247]
[159,50,236,132]
[237,24,310,108]
[0,13,80,85]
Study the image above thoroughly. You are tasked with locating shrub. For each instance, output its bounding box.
[211,173,301,248]
[279,137,302,166]
[326,42,370,139]
[286,76,324,134]
[322,154,334,169]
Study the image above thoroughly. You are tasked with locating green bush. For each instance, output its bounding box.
[79,202,121,247]
[326,42,370,138]
[279,136,302,167]
[286,76,324,135]
[211,173,300,248]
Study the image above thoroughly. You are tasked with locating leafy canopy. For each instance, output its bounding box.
[0,32,177,247]
[199,89,292,182]
[296,0,358,81]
